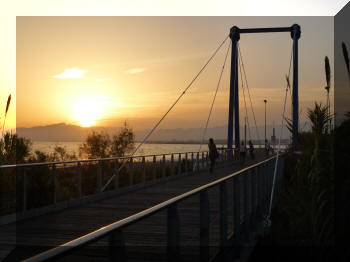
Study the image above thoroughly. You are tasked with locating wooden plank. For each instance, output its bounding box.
[0,156,268,261]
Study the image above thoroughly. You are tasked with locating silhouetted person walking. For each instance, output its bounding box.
[265,139,270,157]
[248,140,255,160]
[208,138,218,173]
[240,141,246,165]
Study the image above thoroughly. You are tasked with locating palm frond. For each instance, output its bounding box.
[285,74,291,89]
[307,102,330,136]
[284,117,293,134]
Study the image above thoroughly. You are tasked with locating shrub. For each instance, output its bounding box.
[79,131,111,159]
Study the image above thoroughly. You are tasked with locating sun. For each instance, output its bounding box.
[74,98,102,127]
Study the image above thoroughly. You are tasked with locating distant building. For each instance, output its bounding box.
[271,122,276,146]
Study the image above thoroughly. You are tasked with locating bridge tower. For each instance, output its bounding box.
[227,24,301,151]
[227,26,240,151]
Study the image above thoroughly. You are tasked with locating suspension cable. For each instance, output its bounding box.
[238,44,261,144]
[238,50,252,141]
[195,41,231,166]
[102,35,229,192]
[267,44,293,221]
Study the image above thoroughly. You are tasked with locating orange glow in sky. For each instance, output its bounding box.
[15,16,334,131]
[74,98,102,127]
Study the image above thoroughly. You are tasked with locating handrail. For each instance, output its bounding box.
[0,148,229,169]
[22,155,278,262]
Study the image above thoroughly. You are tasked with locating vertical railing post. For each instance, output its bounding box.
[268,160,273,199]
[243,172,250,241]
[263,162,269,214]
[171,154,174,176]
[97,160,102,193]
[185,153,188,173]
[206,152,209,168]
[52,164,57,204]
[268,159,274,210]
[233,175,240,233]
[202,152,205,170]
[22,168,27,211]
[77,162,82,198]
[232,175,242,260]
[260,163,265,217]
[191,152,194,172]
[142,156,146,183]
[129,157,134,186]
[200,190,210,262]
[196,152,199,172]
[152,155,157,180]
[167,203,180,262]
[280,156,285,183]
[162,154,166,178]
[109,229,126,262]
[178,153,182,175]
[220,182,228,249]
[114,160,119,189]
[256,165,262,220]
[251,169,257,227]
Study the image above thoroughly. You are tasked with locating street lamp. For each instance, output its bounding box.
[264,99,267,143]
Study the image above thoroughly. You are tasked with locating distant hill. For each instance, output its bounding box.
[16,123,121,142]
[16,122,303,143]
[135,125,293,144]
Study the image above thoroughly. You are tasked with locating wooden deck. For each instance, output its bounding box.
[1,152,268,262]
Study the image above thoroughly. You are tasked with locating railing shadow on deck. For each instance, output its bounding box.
[21,154,285,262]
[0,148,253,225]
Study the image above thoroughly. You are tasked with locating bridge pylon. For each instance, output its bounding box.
[227,26,240,153]
[227,24,301,150]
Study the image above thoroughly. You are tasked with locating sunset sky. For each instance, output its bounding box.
[0,0,347,133]
[15,16,334,131]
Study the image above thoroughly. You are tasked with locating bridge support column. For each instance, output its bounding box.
[291,24,301,148]
[228,26,240,153]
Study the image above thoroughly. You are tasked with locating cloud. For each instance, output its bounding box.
[53,68,87,79]
[125,67,145,74]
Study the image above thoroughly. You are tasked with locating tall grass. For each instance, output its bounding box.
[262,51,338,259]
[324,57,331,132]
[1,94,11,136]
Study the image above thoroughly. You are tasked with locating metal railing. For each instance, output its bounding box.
[22,154,284,262]
[0,148,238,220]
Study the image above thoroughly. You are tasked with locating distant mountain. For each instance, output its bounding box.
[16,123,121,142]
[135,125,295,143]
[16,122,305,143]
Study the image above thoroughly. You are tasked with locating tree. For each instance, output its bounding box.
[52,145,76,161]
[110,121,135,157]
[0,132,31,164]
[0,133,31,215]
[79,131,111,159]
